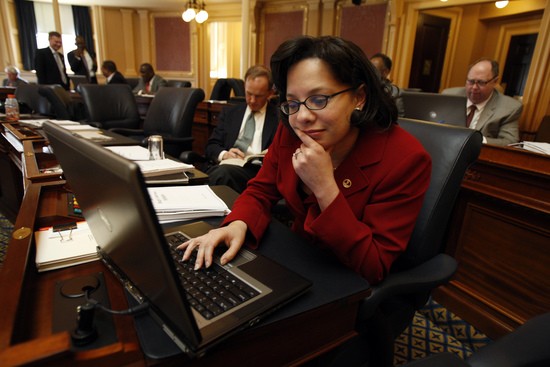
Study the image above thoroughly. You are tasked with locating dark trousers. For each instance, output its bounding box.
[206,163,261,193]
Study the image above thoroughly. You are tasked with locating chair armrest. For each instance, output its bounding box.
[109,127,144,136]
[359,254,458,318]
[179,151,208,164]
[466,312,550,367]
[88,121,104,129]
[161,136,194,145]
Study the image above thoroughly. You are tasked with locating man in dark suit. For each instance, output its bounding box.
[34,31,70,90]
[100,60,127,84]
[67,35,98,84]
[206,65,279,193]
[442,58,522,146]
[133,63,167,95]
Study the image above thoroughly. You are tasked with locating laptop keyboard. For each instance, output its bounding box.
[166,232,260,320]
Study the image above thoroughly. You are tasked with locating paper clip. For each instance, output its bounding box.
[53,222,77,242]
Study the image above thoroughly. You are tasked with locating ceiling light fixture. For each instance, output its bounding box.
[182,0,208,23]
[495,1,509,8]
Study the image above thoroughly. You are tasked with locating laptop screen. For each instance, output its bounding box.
[43,122,202,350]
[401,91,467,126]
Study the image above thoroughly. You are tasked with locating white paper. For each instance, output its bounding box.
[106,145,151,160]
[136,159,194,176]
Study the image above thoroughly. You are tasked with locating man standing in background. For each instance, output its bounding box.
[68,35,98,84]
[34,31,70,90]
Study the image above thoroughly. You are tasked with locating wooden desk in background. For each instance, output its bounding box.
[192,101,228,155]
[0,86,16,102]
[434,144,550,339]
[0,181,370,366]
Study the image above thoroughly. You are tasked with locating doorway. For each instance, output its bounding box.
[408,13,450,93]
[501,33,537,98]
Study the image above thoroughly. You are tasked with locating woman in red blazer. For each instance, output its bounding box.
[180,36,431,285]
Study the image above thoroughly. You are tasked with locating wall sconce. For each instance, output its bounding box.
[182,0,208,23]
[495,1,509,8]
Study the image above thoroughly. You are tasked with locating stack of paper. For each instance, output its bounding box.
[105,145,194,177]
[147,185,230,223]
[35,221,99,272]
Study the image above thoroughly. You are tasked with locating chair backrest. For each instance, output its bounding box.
[14,84,53,116]
[143,87,205,155]
[126,77,140,90]
[209,78,245,100]
[38,84,73,120]
[166,80,192,88]
[79,84,140,129]
[393,118,482,271]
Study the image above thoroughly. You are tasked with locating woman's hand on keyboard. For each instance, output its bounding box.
[177,220,248,270]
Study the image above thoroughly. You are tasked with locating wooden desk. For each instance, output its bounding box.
[434,145,550,339]
[0,182,370,366]
[0,86,17,102]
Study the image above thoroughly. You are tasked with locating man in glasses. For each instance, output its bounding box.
[442,58,521,146]
[204,65,278,192]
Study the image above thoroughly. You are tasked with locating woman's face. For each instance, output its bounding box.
[286,58,365,151]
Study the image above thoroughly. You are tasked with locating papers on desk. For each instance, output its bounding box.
[34,221,99,272]
[106,145,194,177]
[148,185,230,223]
[20,119,80,128]
[510,142,550,155]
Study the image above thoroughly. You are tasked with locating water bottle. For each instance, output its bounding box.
[5,94,20,122]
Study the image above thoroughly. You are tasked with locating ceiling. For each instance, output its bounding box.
[37,0,235,11]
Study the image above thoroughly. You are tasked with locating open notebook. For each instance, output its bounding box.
[43,121,311,358]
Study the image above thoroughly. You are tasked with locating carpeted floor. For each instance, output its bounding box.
[0,210,490,365]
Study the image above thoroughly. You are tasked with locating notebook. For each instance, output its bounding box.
[43,121,312,358]
[401,91,467,126]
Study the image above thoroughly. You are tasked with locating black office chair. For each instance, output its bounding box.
[126,77,140,90]
[110,87,205,158]
[14,84,53,117]
[320,118,482,367]
[38,84,85,121]
[79,84,141,129]
[404,312,550,367]
[166,80,192,88]
[209,78,245,101]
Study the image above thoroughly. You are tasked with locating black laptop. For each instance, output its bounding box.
[401,91,467,126]
[43,122,311,358]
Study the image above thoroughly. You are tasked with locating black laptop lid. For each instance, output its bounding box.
[402,91,467,126]
[43,122,202,350]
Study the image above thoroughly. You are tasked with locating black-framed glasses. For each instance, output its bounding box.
[280,87,355,115]
[466,76,497,87]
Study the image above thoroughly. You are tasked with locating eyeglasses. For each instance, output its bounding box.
[466,76,497,87]
[280,87,355,115]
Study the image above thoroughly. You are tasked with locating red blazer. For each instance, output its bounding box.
[223,123,431,284]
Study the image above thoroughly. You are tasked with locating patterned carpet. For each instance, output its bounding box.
[394,297,491,365]
[0,211,490,365]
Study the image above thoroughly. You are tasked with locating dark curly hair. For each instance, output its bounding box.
[270,36,397,131]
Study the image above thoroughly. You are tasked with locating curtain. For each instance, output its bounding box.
[14,0,38,71]
[72,5,95,55]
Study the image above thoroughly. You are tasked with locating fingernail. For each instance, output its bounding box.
[194,263,200,270]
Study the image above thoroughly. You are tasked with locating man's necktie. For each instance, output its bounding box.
[466,105,477,128]
[53,52,67,85]
[234,111,256,152]
[145,81,150,93]
[81,52,90,80]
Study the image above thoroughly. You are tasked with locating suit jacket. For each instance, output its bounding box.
[2,77,28,87]
[222,123,431,285]
[107,71,128,85]
[133,75,167,95]
[67,49,97,82]
[205,102,279,162]
[442,87,522,146]
[34,47,70,90]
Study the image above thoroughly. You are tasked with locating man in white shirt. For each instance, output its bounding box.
[442,58,522,146]
[68,35,97,84]
[205,65,279,192]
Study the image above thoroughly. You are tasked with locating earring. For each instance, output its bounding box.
[355,107,361,111]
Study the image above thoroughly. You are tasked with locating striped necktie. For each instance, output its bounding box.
[234,111,256,152]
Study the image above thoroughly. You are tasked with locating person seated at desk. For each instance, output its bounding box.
[101,60,128,85]
[370,53,404,117]
[442,58,522,146]
[133,63,167,95]
[3,65,28,87]
[178,36,431,286]
[205,65,279,193]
